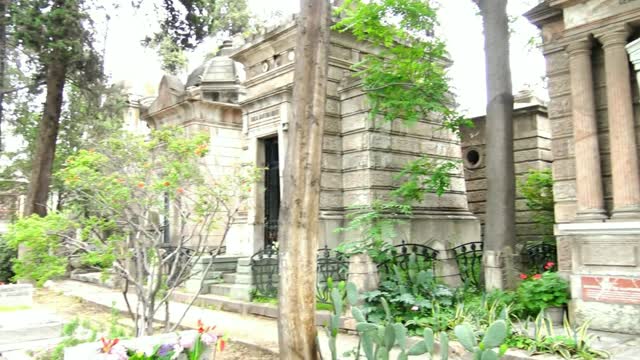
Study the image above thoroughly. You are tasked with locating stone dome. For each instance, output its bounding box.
[185,40,239,88]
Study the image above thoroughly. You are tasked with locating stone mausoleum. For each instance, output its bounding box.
[526,0,640,334]
[461,90,552,248]
[135,18,482,297]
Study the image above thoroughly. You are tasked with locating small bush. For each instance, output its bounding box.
[0,236,16,283]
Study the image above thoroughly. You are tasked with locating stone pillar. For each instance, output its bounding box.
[599,29,640,219]
[567,39,607,220]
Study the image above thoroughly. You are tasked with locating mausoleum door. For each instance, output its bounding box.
[264,137,280,248]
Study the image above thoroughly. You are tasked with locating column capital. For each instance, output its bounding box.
[566,38,592,57]
[596,26,632,49]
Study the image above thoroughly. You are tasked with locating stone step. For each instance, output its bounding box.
[208,283,235,297]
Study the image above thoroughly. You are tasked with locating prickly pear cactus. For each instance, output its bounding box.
[454,320,508,359]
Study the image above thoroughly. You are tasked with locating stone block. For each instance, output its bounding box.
[545,51,569,74]
[553,180,577,201]
[547,73,571,97]
[552,158,576,180]
[555,201,577,223]
[0,284,33,307]
[571,298,640,335]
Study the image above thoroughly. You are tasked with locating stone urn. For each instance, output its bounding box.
[544,306,565,326]
[347,253,379,305]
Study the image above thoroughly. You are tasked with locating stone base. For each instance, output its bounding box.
[557,222,640,335]
[570,299,640,335]
[0,284,33,307]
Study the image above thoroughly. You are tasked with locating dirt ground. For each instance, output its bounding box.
[32,289,279,359]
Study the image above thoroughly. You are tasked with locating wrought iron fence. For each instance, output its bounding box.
[316,245,349,303]
[451,242,483,288]
[249,241,559,301]
[250,246,279,298]
[377,240,439,275]
[250,245,349,303]
[523,243,557,274]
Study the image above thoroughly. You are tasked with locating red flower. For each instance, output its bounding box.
[519,273,528,280]
[532,274,542,280]
[177,187,185,194]
[137,182,145,188]
[197,319,214,334]
[218,338,226,352]
[544,261,555,270]
[100,337,119,353]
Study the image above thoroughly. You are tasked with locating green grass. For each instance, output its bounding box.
[0,304,31,312]
[252,295,334,311]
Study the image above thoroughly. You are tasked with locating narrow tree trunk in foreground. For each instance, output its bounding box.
[476,0,516,290]
[0,0,7,151]
[23,60,67,217]
[277,0,330,358]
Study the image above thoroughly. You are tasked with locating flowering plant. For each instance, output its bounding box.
[516,265,569,316]
[97,322,227,360]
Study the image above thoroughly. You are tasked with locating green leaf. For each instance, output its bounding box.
[423,328,434,353]
[480,350,498,360]
[352,307,366,322]
[440,332,449,360]
[483,320,507,348]
[356,323,378,333]
[407,340,427,355]
[393,323,407,349]
[346,282,359,305]
[454,324,477,352]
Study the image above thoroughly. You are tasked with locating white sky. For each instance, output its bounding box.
[102,0,546,117]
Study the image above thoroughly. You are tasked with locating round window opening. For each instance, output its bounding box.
[465,149,481,168]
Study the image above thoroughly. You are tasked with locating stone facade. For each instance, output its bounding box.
[138,19,481,268]
[461,91,552,248]
[526,0,640,334]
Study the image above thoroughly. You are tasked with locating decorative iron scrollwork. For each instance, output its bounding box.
[523,243,557,274]
[452,242,483,288]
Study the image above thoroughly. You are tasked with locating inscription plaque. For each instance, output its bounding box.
[582,276,640,305]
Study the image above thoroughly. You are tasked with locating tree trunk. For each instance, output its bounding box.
[23,60,67,217]
[0,0,7,151]
[277,0,330,358]
[477,0,516,290]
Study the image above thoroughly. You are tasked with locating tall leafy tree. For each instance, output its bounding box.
[473,0,516,290]
[277,0,330,357]
[9,0,250,217]
[12,0,102,216]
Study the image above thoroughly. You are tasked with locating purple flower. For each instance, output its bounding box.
[157,343,173,356]
[201,332,218,346]
[179,331,197,350]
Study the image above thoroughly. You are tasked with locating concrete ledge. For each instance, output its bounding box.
[0,284,33,307]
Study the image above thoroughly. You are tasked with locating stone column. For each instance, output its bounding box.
[599,28,640,219]
[567,39,607,220]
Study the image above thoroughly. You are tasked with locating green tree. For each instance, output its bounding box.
[518,168,554,243]
[332,0,470,257]
[7,128,261,336]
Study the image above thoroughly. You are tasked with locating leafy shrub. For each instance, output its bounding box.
[363,257,456,333]
[0,236,16,283]
[518,169,554,242]
[4,213,72,285]
[517,272,568,316]
[507,313,608,359]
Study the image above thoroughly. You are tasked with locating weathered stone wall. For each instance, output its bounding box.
[232,19,480,254]
[461,97,552,247]
[527,0,640,334]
